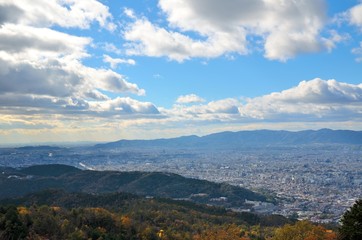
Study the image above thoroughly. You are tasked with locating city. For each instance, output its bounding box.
[1,144,360,223]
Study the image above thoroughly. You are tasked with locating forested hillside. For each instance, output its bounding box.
[0,164,356,240]
[0,190,339,240]
[0,164,267,208]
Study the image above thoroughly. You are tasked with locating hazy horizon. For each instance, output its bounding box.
[2,127,361,147]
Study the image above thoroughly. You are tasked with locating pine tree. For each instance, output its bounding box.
[339,199,362,240]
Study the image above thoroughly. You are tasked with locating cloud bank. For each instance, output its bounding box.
[161,79,362,124]
[0,0,157,119]
[2,77,362,143]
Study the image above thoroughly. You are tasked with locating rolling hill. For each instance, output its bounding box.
[0,164,267,208]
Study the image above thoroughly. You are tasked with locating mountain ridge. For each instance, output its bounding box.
[95,128,362,149]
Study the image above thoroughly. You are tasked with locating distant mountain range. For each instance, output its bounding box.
[95,129,362,150]
[0,164,267,208]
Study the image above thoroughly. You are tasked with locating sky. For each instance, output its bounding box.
[0,0,362,145]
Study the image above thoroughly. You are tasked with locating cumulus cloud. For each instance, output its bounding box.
[123,8,136,19]
[348,3,362,27]
[0,4,23,25]
[0,0,162,143]
[176,94,205,104]
[103,55,136,69]
[124,0,330,61]
[0,0,153,120]
[159,79,362,124]
[0,23,90,58]
[0,55,146,114]
[0,27,144,96]
[0,0,115,30]
[163,98,242,122]
[124,18,246,62]
[88,97,160,117]
[264,78,362,104]
[241,78,362,120]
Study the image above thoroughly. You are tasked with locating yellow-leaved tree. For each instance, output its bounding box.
[271,221,336,240]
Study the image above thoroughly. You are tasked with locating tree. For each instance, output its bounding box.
[193,224,246,240]
[339,199,362,240]
[0,205,28,240]
[271,221,336,240]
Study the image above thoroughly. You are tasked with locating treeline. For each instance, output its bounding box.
[0,190,343,240]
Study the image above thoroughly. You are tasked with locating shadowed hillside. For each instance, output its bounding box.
[0,164,267,208]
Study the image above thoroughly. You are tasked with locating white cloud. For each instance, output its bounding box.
[0,2,148,118]
[103,55,136,69]
[2,78,362,143]
[352,42,362,62]
[322,30,350,52]
[334,2,362,61]
[73,63,144,96]
[349,3,362,27]
[88,97,160,116]
[164,98,242,122]
[176,94,205,104]
[100,42,123,55]
[241,78,362,120]
[0,94,158,120]
[124,18,246,62]
[0,0,163,144]
[0,3,23,25]
[160,79,362,124]
[0,23,90,59]
[0,26,144,97]
[0,0,115,30]
[0,55,146,112]
[263,31,322,61]
[123,8,136,19]
[268,78,362,104]
[124,0,329,61]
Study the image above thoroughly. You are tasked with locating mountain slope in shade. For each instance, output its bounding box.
[0,164,267,208]
[20,164,81,177]
[95,129,362,150]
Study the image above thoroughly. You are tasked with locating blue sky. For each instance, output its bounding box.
[0,0,362,145]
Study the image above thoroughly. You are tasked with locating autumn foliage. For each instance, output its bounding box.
[0,204,338,240]
[272,221,337,240]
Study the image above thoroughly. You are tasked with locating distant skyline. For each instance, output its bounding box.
[1,0,362,145]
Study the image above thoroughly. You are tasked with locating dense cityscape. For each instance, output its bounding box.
[1,144,361,223]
